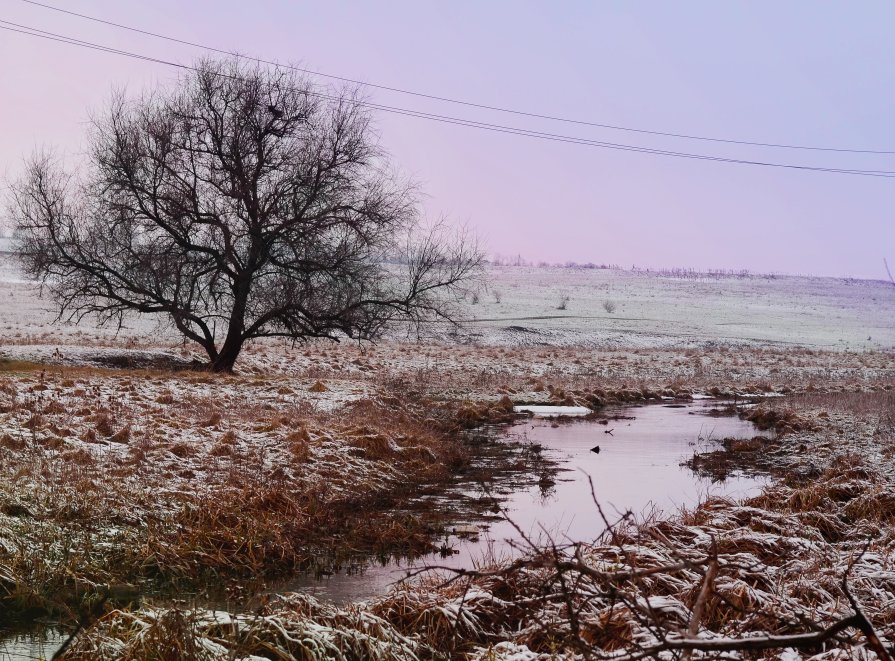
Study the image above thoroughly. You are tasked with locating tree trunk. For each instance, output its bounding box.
[211,337,242,372]
[210,278,251,372]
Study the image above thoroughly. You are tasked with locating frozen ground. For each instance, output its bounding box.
[0,250,170,348]
[2,250,892,354]
[446,266,895,350]
[2,240,895,659]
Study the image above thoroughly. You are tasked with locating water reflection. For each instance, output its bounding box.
[0,627,67,661]
[284,400,771,603]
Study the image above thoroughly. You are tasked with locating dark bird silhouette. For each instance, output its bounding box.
[590,445,600,454]
[267,104,284,119]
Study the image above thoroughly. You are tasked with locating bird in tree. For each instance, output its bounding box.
[8,58,482,372]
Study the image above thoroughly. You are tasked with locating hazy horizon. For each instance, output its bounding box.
[3,1,895,279]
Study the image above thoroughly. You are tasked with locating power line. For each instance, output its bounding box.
[2,19,895,179]
[0,18,182,67]
[17,0,895,156]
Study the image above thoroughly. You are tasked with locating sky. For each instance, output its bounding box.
[1,1,894,279]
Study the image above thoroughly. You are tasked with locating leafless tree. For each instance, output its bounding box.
[8,58,482,372]
[557,290,570,311]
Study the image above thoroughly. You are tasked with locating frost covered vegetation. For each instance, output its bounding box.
[0,360,532,616]
[53,392,895,660]
[1,254,895,657]
[0,342,893,658]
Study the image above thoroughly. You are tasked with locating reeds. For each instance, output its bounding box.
[62,596,429,660]
[0,365,538,624]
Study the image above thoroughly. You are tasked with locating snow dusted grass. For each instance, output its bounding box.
[51,394,895,659]
[3,254,894,355]
[62,595,429,661]
[2,256,895,657]
[0,363,532,618]
[33,389,895,659]
[445,265,895,351]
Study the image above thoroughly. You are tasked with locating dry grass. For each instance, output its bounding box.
[0,367,534,622]
[0,343,891,658]
[62,595,428,660]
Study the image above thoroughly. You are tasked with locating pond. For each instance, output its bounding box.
[281,398,772,603]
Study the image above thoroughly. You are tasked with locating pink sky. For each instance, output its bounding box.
[2,1,895,278]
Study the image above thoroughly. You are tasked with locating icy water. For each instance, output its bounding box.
[283,399,771,603]
[0,627,68,661]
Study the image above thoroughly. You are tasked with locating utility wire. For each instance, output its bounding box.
[17,0,895,156]
[2,19,895,179]
[0,18,174,66]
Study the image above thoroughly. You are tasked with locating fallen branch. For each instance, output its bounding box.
[682,546,718,661]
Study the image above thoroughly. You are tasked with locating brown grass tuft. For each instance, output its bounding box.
[167,442,195,458]
[0,433,25,450]
[109,426,132,444]
[93,413,116,437]
[202,411,222,427]
[286,429,311,463]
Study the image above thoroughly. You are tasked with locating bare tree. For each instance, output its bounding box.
[8,58,482,372]
[556,290,570,311]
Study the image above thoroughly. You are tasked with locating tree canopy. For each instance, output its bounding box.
[9,58,482,371]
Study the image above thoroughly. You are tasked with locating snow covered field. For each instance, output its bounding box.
[2,250,892,355]
[454,266,895,350]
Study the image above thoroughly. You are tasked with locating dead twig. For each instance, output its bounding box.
[681,538,719,661]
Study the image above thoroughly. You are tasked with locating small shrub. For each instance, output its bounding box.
[556,291,570,310]
[603,300,617,314]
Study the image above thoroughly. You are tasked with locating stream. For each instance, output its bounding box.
[279,398,771,603]
[0,398,771,657]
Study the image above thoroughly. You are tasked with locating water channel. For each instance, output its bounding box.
[0,398,772,657]
[281,398,771,603]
